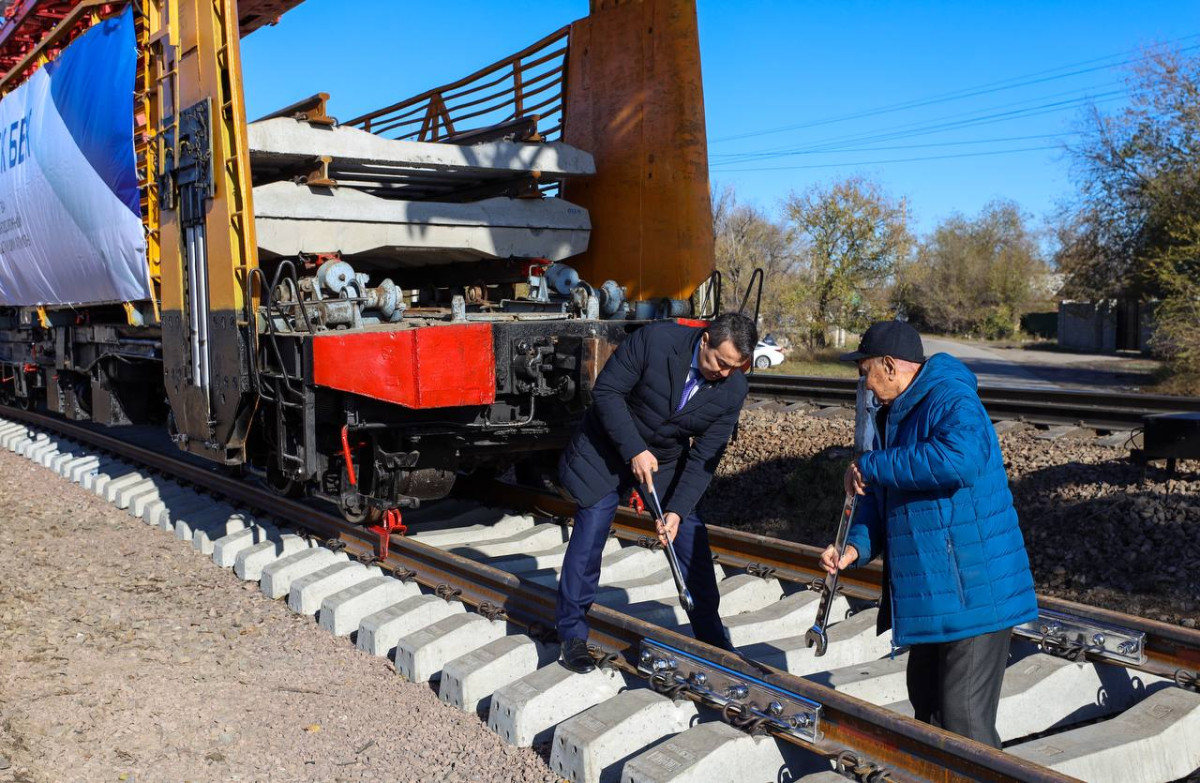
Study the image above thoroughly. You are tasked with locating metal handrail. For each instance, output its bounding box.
[346,25,570,143]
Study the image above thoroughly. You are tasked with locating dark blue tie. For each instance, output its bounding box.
[676,373,700,412]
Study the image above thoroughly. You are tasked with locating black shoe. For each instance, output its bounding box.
[559,638,595,673]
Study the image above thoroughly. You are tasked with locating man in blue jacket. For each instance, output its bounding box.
[821,320,1038,748]
[556,312,756,672]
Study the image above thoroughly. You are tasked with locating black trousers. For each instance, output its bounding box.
[906,627,1012,748]
[556,489,727,648]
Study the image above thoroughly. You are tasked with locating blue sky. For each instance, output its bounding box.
[241,1,1198,235]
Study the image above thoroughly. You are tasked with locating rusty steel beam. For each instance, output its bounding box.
[561,0,714,302]
[346,25,570,136]
[253,90,335,125]
[236,0,305,36]
[748,374,1200,431]
[0,0,111,93]
[0,0,304,80]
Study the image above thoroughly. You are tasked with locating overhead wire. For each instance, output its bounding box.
[709,91,1127,168]
[708,34,1198,173]
[714,144,1066,173]
[713,131,1071,157]
[710,36,1200,145]
[783,89,1125,151]
[711,78,1128,161]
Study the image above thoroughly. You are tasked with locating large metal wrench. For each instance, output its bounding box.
[642,484,696,613]
[805,493,859,656]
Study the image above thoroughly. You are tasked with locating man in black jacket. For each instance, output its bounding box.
[556,312,757,672]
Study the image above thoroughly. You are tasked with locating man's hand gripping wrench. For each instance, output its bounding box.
[805,494,858,656]
[642,484,695,613]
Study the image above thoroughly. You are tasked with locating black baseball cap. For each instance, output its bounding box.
[839,321,925,363]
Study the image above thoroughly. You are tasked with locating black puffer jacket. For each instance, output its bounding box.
[559,322,748,519]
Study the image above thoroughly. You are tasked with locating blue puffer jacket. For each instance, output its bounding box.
[845,353,1038,646]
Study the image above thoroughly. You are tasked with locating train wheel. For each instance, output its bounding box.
[266,457,304,499]
[339,461,383,525]
[340,493,383,525]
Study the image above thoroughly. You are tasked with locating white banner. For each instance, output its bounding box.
[0,8,151,307]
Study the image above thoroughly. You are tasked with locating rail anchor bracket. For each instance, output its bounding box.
[368,508,406,560]
[637,639,821,743]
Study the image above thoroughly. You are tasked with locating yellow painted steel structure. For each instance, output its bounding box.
[135,4,162,318]
[150,0,259,462]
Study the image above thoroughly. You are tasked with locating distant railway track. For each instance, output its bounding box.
[3,404,1200,782]
[747,374,1200,431]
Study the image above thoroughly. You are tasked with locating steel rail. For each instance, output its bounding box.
[485,482,1200,682]
[2,405,1074,783]
[748,374,1200,430]
[484,480,886,599]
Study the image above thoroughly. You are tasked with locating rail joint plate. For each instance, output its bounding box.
[637,639,821,743]
[1016,608,1147,665]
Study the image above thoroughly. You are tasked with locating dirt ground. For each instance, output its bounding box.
[0,447,556,783]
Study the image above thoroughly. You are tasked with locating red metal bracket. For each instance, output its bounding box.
[368,508,406,560]
[340,424,357,487]
[628,489,645,515]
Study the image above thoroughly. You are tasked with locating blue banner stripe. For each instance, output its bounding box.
[45,7,139,216]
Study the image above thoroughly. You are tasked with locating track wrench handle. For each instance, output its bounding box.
[805,493,858,656]
[643,484,695,613]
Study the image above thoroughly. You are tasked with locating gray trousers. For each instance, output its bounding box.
[906,627,1012,748]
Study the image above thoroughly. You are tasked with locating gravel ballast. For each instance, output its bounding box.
[0,447,556,783]
[700,408,1200,628]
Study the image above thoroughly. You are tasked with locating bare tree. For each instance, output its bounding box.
[712,186,796,337]
[898,200,1047,338]
[784,177,912,347]
[1060,46,1200,380]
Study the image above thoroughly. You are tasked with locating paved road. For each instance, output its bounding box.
[919,337,1161,392]
[922,337,1062,390]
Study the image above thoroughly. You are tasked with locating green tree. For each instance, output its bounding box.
[1059,47,1200,380]
[898,200,1047,339]
[784,177,912,347]
[712,186,797,337]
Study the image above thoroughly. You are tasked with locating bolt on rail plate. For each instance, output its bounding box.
[637,639,821,743]
[1015,609,1147,666]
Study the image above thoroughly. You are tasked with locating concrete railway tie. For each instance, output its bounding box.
[4,414,1200,783]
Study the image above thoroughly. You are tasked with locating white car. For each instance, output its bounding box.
[753,341,786,369]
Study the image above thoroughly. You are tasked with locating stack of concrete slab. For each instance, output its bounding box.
[247,117,594,263]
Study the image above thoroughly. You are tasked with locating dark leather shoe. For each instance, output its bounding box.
[559,638,595,673]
